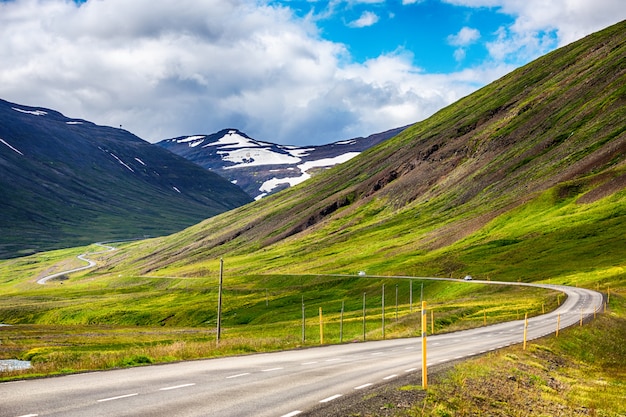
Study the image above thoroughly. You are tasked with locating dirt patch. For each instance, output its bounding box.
[577,171,626,204]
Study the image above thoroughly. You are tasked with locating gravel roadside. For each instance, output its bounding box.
[300,361,460,417]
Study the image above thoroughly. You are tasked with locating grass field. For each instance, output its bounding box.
[0,266,561,380]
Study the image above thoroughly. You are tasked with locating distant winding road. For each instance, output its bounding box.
[36,242,117,284]
[2,277,603,417]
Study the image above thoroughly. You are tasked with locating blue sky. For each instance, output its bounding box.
[0,0,624,145]
[276,0,517,72]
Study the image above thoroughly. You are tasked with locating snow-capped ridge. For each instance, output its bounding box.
[158,125,408,199]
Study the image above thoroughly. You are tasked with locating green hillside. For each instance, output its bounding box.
[0,99,252,259]
[102,20,625,286]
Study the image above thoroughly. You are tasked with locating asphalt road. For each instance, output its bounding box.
[36,243,115,285]
[1,281,603,417]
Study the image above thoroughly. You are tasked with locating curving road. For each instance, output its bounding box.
[36,242,117,284]
[1,280,602,417]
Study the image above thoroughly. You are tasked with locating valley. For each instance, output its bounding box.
[0,18,625,417]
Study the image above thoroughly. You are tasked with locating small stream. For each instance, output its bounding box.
[0,359,31,372]
[0,324,32,371]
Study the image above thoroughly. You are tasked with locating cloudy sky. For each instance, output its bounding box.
[0,0,624,145]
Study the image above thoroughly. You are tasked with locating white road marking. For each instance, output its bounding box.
[354,383,373,390]
[383,374,397,380]
[302,361,318,365]
[17,414,38,417]
[262,367,283,372]
[405,368,418,372]
[405,346,415,349]
[325,358,341,362]
[371,352,384,355]
[97,393,139,402]
[281,411,302,417]
[320,394,343,403]
[159,383,195,391]
[226,373,251,379]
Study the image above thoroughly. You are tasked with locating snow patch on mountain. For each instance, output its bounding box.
[12,107,47,116]
[204,130,256,148]
[174,130,309,168]
[0,138,24,155]
[180,135,205,143]
[299,152,360,172]
[285,147,314,157]
[222,147,301,167]
[256,151,360,199]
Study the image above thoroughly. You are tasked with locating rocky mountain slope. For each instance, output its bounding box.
[108,20,625,279]
[0,99,252,258]
[157,127,407,199]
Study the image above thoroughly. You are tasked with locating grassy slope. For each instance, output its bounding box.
[98,20,625,283]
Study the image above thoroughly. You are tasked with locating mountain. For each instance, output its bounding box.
[0,99,252,259]
[112,19,625,280]
[157,127,407,199]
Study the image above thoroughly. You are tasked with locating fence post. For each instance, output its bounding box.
[395,284,399,323]
[363,292,367,341]
[382,284,385,339]
[301,296,305,343]
[216,258,223,345]
[340,301,344,343]
[580,308,583,327]
[431,310,434,334]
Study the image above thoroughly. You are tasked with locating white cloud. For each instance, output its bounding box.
[0,0,624,147]
[443,0,626,63]
[347,11,379,28]
[453,48,467,62]
[447,27,481,46]
[447,26,480,62]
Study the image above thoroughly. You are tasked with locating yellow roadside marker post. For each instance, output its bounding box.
[523,313,528,350]
[556,314,560,337]
[319,307,324,345]
[422,301,428,390]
